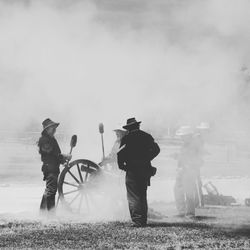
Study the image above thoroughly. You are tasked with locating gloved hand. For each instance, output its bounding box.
[99,157,110,166]
[62,153,72,162]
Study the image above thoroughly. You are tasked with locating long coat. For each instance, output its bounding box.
[117,129,160,178]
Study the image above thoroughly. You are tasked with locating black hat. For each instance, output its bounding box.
[123,117,141,130]
[42,118,59,132]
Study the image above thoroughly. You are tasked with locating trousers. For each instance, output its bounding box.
[40,173,58,211]
[125,171,148,226]
[174,168,202,215]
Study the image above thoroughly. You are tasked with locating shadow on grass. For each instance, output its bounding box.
[147,220,250,238]
[222,225,250,237]
[147,221,211,229]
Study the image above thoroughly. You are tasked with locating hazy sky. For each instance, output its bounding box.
[0,0,249,148]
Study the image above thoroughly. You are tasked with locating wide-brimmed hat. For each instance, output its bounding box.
[123,117,141,129]
[42,118,59,132]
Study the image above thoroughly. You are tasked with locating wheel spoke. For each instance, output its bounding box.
[88,193,98,209]
[68,170,80,184]
[64,181,79,188]
[60,160,100,213]
[78,193,84,213]
[63,189,79,196]
[85,193,90,213]
[85,164,89,181]
[69,192,81,205]
[77,164,84,183]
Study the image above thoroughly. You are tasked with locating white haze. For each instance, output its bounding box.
[0,0,250,152]
[0,0,250,220]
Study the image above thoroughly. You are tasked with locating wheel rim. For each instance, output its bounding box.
[58,159,102,214]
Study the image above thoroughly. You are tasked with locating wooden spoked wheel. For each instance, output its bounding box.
[58,159,103,214]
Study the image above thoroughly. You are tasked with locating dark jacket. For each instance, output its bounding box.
[38,131,65,174]
[117,129,160,177]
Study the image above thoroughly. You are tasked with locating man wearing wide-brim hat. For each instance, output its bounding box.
[38,118,72,213]
[117,117,160,227]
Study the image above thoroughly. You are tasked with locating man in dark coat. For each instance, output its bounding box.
[117,118,160,227]
[38,118,71,213]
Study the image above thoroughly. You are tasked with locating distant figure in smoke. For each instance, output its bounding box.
[38,118,71,214]
[195,122,210,151]
[100,128,127,170]
[174,126,204,217]
[118,118,160,227]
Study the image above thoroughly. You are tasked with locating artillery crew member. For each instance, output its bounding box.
[100,128,127,169]
[38,118,71,213]
[118,118,160,227]
[174,127,204,217]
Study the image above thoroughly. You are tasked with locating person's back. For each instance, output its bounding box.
[121,129,153,168]
[118,118,160,227]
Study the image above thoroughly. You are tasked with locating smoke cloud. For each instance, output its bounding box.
[0,0,249,141]
[0,0,250,217]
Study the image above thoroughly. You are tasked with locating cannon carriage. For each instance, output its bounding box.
[57,125,125,215]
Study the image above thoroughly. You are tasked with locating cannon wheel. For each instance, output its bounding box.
[58,159,101,214]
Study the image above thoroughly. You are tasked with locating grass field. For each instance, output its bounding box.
[0,218,249,249]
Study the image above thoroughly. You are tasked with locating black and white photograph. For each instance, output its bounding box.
[0,0,250,249]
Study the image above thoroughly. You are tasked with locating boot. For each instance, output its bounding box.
[40,195,47,211]
[47,195,56,211]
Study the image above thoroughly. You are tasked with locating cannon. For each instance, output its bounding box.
[203,182,236,206]
[57,124,125,215]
